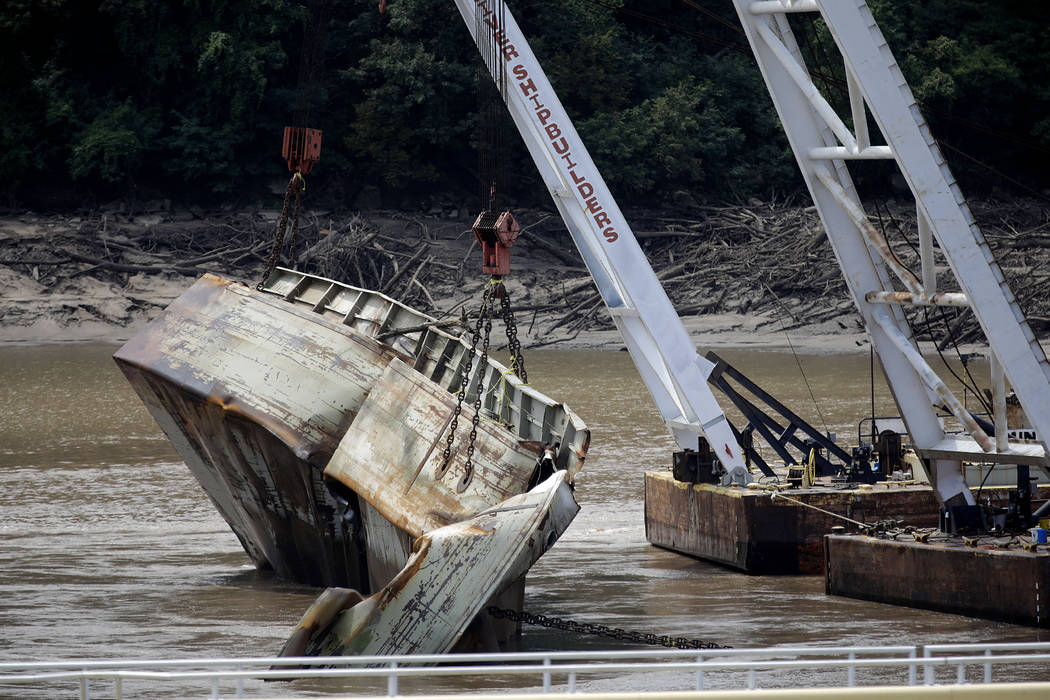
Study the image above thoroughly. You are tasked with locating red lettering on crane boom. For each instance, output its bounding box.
[505,57,618,245]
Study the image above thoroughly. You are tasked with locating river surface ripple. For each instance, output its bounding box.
[0,343,1045,696]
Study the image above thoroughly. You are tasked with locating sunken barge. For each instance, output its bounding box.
[114,268,589,650]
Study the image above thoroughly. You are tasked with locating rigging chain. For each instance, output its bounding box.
[440,277,527,491]
[499,283,527,384]
[487,606,730,650]
[258,172,305,289]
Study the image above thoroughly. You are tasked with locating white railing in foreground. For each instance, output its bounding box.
[2,643,1049,699]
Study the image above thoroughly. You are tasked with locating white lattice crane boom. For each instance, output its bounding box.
[450,0,1050,501]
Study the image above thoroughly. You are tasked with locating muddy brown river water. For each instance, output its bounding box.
[0,343,1046,696]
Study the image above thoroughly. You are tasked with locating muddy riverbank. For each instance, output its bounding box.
[1,198,1046,354]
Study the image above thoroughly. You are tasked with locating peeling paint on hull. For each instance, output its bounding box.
[280,471,579,658]
[113,268,590,622]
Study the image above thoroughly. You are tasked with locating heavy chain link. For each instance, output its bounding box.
[440,281,497,478]
[488,607,730,650]
[439,276,529,489]
[499,285,527,384]
[461,307,493,490]
[258,172,304,289]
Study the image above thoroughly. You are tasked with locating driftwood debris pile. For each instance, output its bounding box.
[525,202,854,343]
[520,198,1050,348]
[1,198,1049,348]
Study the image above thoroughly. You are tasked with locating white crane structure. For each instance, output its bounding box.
[452,0,1050,504]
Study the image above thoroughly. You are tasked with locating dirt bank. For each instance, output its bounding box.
[1,199,1045,355]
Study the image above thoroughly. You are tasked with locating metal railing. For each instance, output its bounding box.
[2,643,1050,699]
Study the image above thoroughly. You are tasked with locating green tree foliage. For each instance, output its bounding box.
[341,0,475,190]
[869,0,1050,194]
[581,77,743,196]
[68,99,154,182]
[0,0,1046,207]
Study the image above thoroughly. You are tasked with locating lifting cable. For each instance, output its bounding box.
[791,10,1050,204]
[259,0,329,288]
[760,281,830,436]
[791,12,1000,415]
[578,0,747,54]
[869,201,994,416]
[438,0,529,488]
[475,0,508,212]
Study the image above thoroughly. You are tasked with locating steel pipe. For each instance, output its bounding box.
[864,291,969,307]
[809,146,893,160]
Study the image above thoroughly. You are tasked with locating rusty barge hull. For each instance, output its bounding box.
[644,471,941,574]
[115,269,589,592]
[644,470,1048,575]
[825,535,1050,627]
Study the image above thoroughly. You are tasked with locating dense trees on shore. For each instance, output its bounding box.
[2,0,1047,210]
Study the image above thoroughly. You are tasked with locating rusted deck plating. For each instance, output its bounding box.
[114,269,589,621]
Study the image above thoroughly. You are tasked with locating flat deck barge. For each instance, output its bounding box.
[644,470,940,574]
[825,534,1050,627]
[645,469,1050,575]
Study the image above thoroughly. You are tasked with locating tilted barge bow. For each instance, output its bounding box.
[114,268,589,651]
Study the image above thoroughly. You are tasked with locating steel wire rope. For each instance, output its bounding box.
[799,62,1050,166]
[793,9,1050,158]
[869,200,994,416]
[797,10,1001,417]
[639,0,852,445]
[759,281,831,437]
[660,0,1050,205]
[667,0,1046,459]
[883,204,994,413]
[794,16,1050,204]
[580,0,1029,438]
[675,0,744,35]
[757,12,835,439]
[933,139,1050,205]
[475,0,512,210]
[292,1,322,129]
[577,0,748,54]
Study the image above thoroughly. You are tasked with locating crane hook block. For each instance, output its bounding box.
[282,127,322,175]
[472,209,519,276]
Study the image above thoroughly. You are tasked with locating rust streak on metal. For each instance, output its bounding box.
[324,359,538,536]
[115,269,590,653]
[404,408,458,495]
[865,290,970,307]
[814,167,924,296]
[280,473,578,658]
[379,537,431,606]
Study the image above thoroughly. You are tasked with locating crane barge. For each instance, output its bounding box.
[278,0,1050,652]
[448,0,1050,628]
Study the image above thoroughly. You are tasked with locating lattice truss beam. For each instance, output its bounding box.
[733,0,1050,503]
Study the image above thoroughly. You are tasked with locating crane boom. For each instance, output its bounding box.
[450,0,751,485]
[452,0,1050,501]
[729,0,1050,504]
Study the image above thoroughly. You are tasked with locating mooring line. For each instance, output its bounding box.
[770,490,869,529]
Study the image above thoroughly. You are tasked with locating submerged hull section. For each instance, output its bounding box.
[281,472,579,658]
[114,269,589,596]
